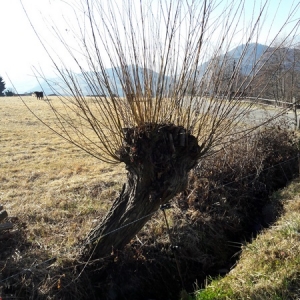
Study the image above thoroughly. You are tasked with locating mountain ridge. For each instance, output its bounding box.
[28,43,298,96]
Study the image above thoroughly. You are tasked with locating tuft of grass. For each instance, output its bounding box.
[196,179,300,300]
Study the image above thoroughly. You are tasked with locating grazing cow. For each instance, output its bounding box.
[33,91,44,100]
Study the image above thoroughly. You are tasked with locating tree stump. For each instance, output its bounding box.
[80,123,201,260]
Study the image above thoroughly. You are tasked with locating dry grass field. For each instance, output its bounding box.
[1,96,300,299]
[0,96,126,259]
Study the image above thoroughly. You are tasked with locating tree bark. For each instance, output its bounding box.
[80,123,201,260]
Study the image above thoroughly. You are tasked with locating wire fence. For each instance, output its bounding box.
[0,154,299,289]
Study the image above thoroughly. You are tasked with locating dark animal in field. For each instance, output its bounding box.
[32,91,44,99]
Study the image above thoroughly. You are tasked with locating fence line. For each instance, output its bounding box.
[245,97,297,109]
[0,154,299,286]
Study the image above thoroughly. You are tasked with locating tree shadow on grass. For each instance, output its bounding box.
[0,217,97,300]
[0,218,32,297]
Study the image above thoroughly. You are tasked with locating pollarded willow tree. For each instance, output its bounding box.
[22,0,300,260]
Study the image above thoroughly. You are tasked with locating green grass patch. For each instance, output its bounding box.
[196,179,300,300]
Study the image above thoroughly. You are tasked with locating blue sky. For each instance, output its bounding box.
[1,0,299,93]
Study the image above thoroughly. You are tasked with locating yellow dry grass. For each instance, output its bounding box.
[0,96,126,259]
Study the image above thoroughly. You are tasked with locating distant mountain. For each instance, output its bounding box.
[227,43,267,58]
[226,43,268,74]
[197,43,269,76]
[198,43,300,76]
[29,65,172,96]
[28,43,299,96]
[258,46,300,72]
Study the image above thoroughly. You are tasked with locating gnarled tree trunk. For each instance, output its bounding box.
[80,123,201,260]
